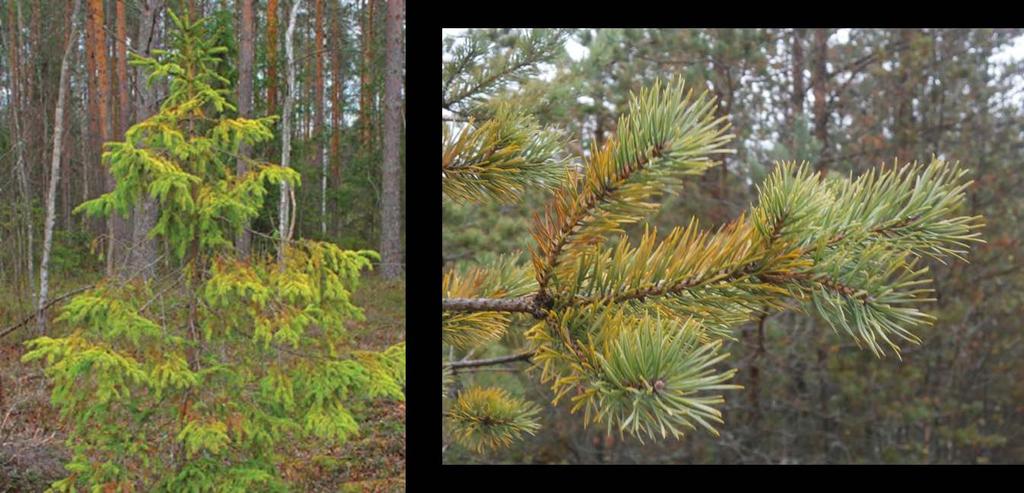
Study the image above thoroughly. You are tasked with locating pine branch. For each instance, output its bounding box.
[442,105,568,203]
[444,350,536,370]
[445,386,542,453]
[531,78,733,294]
[442,29,569,113]
[442,296,543,317]
[533,141,666,293]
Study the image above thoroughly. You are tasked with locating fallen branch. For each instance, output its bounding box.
[0,284,95,340]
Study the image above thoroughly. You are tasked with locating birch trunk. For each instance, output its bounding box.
[315,0,326,237]
[38,0,83,333]
[279,0,302,266]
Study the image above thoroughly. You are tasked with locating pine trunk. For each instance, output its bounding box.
[236,0,255,256]
[83,0,99,202]
[87,0,124,277]
[315,0,326,236]
[267,0,279,115]
[790,28,805,141]
[380,0,403,279]
[359,0,373,150]
[115,0,129,136]
[812,28,829,166]
[329,1,343,190]
[129,0,165,280]
[896,29,917,161]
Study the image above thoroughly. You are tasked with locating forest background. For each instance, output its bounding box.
[442,28,1024,464]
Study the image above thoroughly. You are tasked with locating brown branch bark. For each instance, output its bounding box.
[445,350,536,370]
[442,295,542,316]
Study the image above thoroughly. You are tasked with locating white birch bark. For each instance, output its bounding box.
[38,0,83,333]
[279,0,303,266]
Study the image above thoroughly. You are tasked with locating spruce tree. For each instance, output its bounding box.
[22,12,404,491]
[442,31,983,455]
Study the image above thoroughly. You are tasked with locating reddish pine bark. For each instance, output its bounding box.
[267,0,279,115]
[360,0,374,150]
[236,0,255,256]
[329,1,344,187]
[115,0,130,137]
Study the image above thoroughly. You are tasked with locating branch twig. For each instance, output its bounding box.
[444,350,536,370]
[442,295,543,317]
[1,284,95,339]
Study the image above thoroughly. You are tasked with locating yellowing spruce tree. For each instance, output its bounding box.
[21,12,403,491]
[441,30,983,455]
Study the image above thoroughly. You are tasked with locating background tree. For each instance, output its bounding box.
[379,0,403,280]
[236,0,255,256]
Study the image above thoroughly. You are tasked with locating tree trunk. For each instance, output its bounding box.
[267,0,279,116]
[329,0,344,233]
[314,0,327,236]
[236,0,255,256]
[87,0,124,277]
[83,0,99,202]
[129,0,165,280]
[360,0,374,150]
[6,1,34,300]
[812,28,829,167]
[279,0,302,266]
[39,0,83,334]
[78,58,92,227]
[895,29,917,162]
[790,28,805,140]
[380,0,403,280]
[115,0,130,136]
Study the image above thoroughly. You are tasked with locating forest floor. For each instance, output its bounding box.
[0,274,405,492]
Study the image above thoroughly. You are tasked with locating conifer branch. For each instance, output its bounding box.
[442,295,543,317]
[441,64,984,451]
[442,29,569,113]
[534,141,666,293]
[442,106,568,203]
[531,78,734,294]
[444,350,536,370]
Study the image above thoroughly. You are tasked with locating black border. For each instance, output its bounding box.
[416,3,1024,487]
